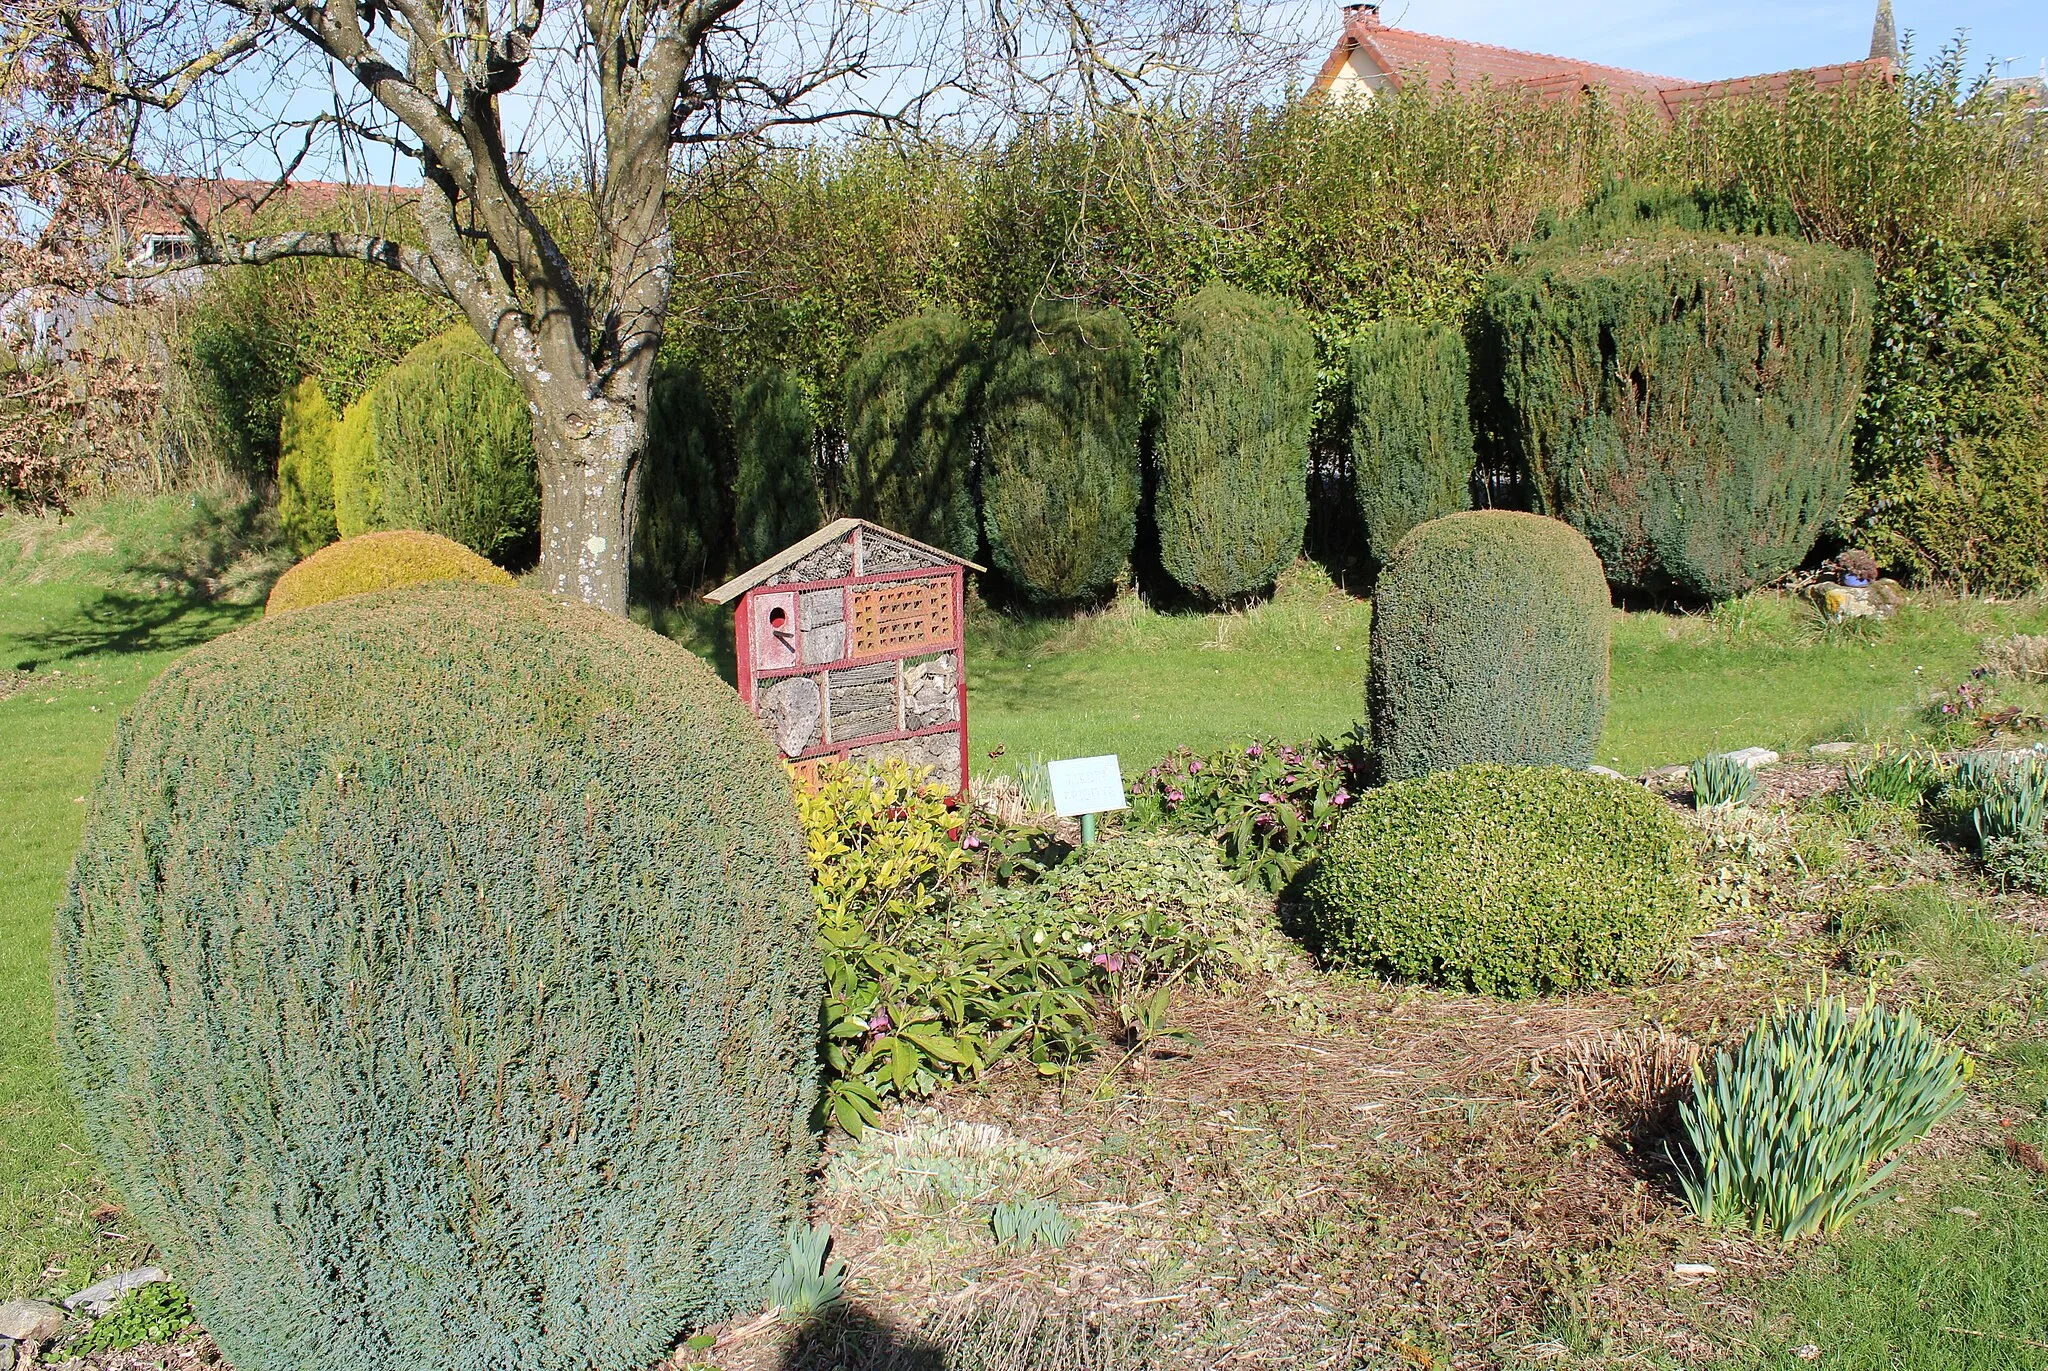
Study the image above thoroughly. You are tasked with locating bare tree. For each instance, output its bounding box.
[2,0,1310,611]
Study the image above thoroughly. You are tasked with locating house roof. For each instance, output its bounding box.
[703,518,983,604]
[51,173,413,244]
[1313,3,1896,119]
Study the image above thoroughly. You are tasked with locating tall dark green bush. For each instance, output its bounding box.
[1349,318,1475,570]
[1153,282,1314,601]
[1481,230,1875,601]
[634,360,731,602]
[732,365,822,568]
[981,301,1144,602]
[183,271,294,481]
[842,311,980,557]
[1301,764,1698,996]
[54,581,819,1371]
[1369,510,1610,781]
[358,327,542,564]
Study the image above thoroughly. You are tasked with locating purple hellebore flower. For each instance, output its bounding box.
[1258,792,1276,804]
[1189,759,1202,774]
[869,1009,892,1032]
[1246,744,1264,759]
[1282,774,1297,785]
[1167,788,1185,803]
[1333,788,1351,805]
[964,833,983,849]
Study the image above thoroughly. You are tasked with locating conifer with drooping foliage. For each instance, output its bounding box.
[276,377,339,555]
[264,529,513,616]
[1153,282,1315,602]
[1348,318,1475,571]
[1480,229,1874,601]
[55,581,820,1371]
[980,301,1144,602]
[732,364,822,568]
[331,326,540,563]
[1369,510,1610,781]
[841,311,980,558]
[633,360,731,602]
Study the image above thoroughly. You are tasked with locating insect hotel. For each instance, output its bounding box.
[706,519,980,792]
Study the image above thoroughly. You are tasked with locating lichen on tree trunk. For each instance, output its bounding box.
[535,407,645,618]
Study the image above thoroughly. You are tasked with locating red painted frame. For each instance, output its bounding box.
[733,527,970,796]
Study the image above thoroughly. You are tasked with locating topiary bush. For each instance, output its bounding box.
[633,359,731,603]
[55,580,819,1371]
[981,301,1144,602]
[1348,318,1475,571]
[732,364,822,569]
[264,529,513,615]
[842,311,981,558]
[368,327,541,563]
[276,377,338,556]
[1480,230,1874,601]
[330,387,378,538]
[1153,282,1315,602]
[1368,510,1610,782]
[1300,764,1699,996]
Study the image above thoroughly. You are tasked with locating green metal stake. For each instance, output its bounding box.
[1081,812,1097,846]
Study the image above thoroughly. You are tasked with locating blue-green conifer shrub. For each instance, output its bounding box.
[1154,282,1315,601]
[842,311,981,558]
[1369,510,1610,781]
[54,581,820,1371]
[981,301,1144,602]
[732,365,822,568]
[1349,318,1475,571]
[1481,230,1874,601]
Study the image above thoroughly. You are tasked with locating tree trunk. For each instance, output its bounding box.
[534,406,645,617]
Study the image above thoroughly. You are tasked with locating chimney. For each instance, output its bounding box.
[1869,0,1899,66]
[1343,2,1382,28]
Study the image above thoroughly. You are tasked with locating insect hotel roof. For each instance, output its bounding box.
[705,518,983,792]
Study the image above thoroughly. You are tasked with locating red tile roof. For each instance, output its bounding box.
[1312,4,1896,120]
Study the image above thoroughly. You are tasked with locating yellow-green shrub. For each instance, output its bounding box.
[265,529,513,616]
[276,377,338,555]
[331,392,378,537]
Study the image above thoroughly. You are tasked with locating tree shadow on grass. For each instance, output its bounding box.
[12,589,259,670]
[776,1300,1162,1371]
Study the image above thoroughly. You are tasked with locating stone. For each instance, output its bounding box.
[1587,765,1627,779]
[0,1300,65,1346]
[759,675,822,757]
[0,1333,14,1370]
[1805,578,1905,624]
[63,1267,167,1316]
[1810,741,1861,756]
[1722,747,1780,769]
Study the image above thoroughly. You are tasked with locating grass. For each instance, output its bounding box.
[3,494,2048,1369]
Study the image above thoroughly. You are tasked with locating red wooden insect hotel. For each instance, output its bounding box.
[706,519,980,792]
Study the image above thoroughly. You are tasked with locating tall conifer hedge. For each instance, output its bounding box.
[981,301,1144,602]
[1481,231,1874,601]
[55,581,819,1371]
[842,311,980,557]
[1154,282,1314,602]
[732,365,822,568]
[633,360,731,602]
[1349,318,1476,571]
[276,377,339,555]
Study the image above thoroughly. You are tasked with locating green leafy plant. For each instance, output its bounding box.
[1843,747,1945,808]
[989,1198,1075,1253]
[1369,511,1611,782]
[766,1223,847,1319]
[795,760,1093,1135]
[1301,765,1699,997]
[1984,833,2048,894]
[1153,281,1315,602]
[1677,992,1969,1244]
[1128,735,1365,891]
[1689,754,1762,810]
[69,1282,196,1355]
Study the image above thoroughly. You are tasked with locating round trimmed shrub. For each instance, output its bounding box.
[1301,764,1699,996]
[264,529,513,615]
[1369,510,1610,782]
[1480,230,1873,601]
[55,581,820,1371]
[1154,282,1315,602]
[981,301,1144,602]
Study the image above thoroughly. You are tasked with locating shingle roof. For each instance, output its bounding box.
[1313,4,1896,120]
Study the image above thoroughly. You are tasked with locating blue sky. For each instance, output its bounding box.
[1352,1,2048,84]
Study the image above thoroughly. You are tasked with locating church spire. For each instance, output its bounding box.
[1870,0,1900,66]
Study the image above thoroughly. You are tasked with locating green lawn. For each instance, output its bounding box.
[5,496,2048,1367]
